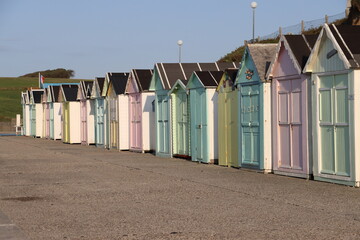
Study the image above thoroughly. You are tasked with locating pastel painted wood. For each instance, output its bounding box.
[169,80,190,157]
[235,43,277,172]
[105,72,130,150]
[216,69,239,167]
[125,69,155,153]
[149,62,237,159]
[304,24,360,187]
[59,84,81,144]
[29,89,44,138]
[267,34,317,178]
[187,70,224,163]
[91,77,106,148]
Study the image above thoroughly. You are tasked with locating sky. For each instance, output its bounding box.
[0,0,347,79]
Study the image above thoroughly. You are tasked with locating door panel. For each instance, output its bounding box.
[318,74,349,176]
[176,92,188,155]
[81,101,87,144]
[97,100,104,145]
[195,89,206,162]
[130,94,142,149]
[320,126,335,173]
[241,85,260,166]
[277,79,304,171]
[157,95,170,154]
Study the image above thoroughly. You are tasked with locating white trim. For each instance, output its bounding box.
[214,62,220,71]
[197,63,202,71]
[324,24,351,69]
[179,63,187,80]
[161,63,171,89]
[332,24,359,67]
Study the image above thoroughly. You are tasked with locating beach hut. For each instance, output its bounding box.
[29,89,44,138]
[42,87,50,139]
[48,85,62,140]
[125,69,155,152]
[106,72,130,150]
[21,91,31,136]
[187,70,224,163]
[235,43,277,172]
[168,79,190,158]
[304,24,360,186]
[102,74,112,149]
[149,62,237,158]
[91,77,106,148]
[77,81,95,145]
[266,34,317,178]
[216,69,239,167]
[59,84,81,144]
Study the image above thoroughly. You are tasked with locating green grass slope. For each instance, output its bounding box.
[0,77,88,122]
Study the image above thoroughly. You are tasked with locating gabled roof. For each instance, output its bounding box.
[21,91,30,104]
[97,77,105,93]
[216,68,239,92]
[247,43,277,81]
[153,62,238,90]
[31,89,44,104]
[83,81,93,98]
[61,85,79,102]
[329,24,360,67]
[41,88,49,103]
[107,72,129,95]
[50,86,61,102]
[132,69,153,92]
[168,79,187,95]
[305,24,360,72]
[267,34,317,77]
[193,70,224,87]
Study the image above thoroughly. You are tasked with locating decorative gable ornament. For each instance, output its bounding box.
[245,69,254,80]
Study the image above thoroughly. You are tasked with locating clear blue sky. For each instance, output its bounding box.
[0,0,347,79]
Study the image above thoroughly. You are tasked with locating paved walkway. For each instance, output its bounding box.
[1,136,360,239]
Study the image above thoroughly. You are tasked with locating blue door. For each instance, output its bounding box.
[240,84,260,168]
[191,88,208,162]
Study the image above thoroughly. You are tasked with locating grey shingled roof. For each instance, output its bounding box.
[329,24,360,68]
[155,62,238,90]
[247,44,277,81]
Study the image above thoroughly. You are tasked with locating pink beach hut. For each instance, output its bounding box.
[125,69,155,152]
[266,34,318,178]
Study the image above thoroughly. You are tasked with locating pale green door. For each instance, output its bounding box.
[319,74,349,176]
[176,92,189,155]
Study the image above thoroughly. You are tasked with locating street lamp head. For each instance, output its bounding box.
[251,1,257,9]
[177,40,183,46]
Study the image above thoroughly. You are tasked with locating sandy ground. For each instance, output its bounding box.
[1,136,360,239]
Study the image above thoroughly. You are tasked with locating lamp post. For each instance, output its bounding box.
[251,2,257,43]
[177,40,183,63]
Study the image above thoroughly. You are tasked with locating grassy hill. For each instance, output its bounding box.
[0,77,88,122]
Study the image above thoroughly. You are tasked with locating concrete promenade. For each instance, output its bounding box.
[1,136,360,239]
